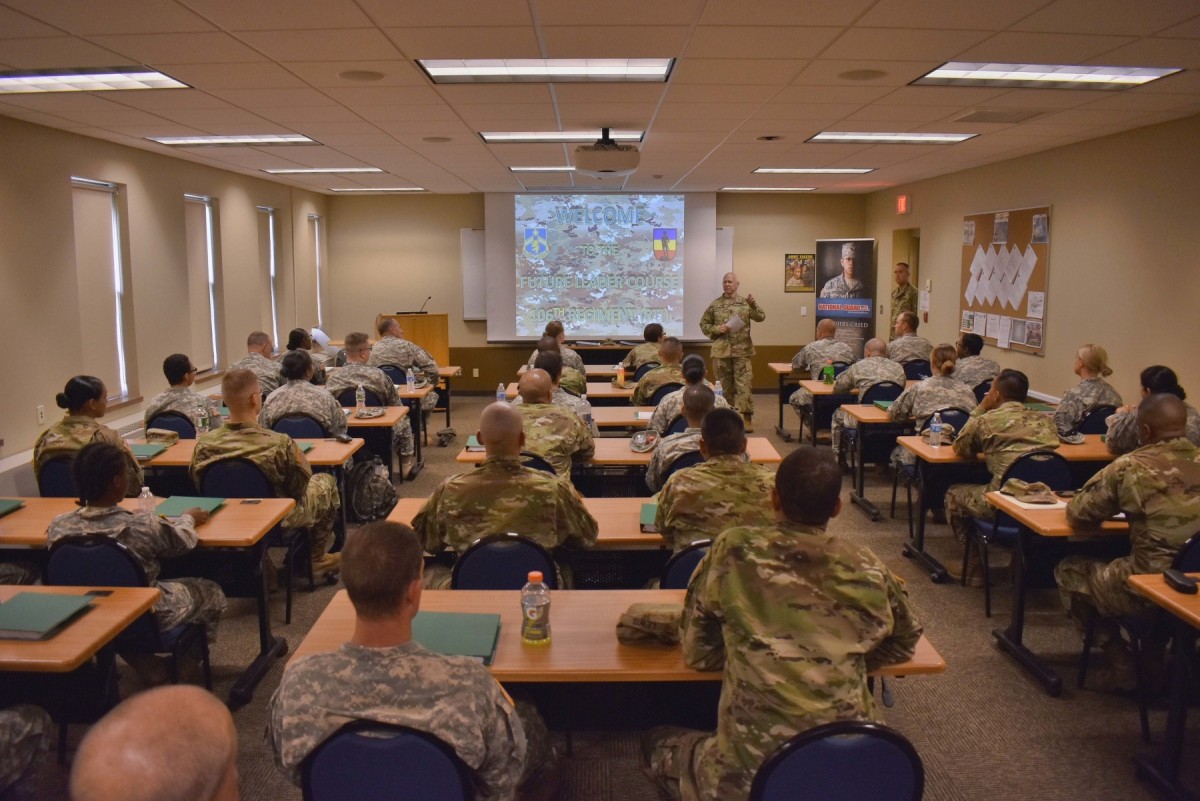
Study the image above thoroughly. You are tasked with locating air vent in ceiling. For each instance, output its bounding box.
[953,108,1045,124]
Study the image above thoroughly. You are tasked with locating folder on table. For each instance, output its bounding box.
[412,611,501,665]
[873,400,894,410]
[298,442,314,453]
[0,499,25,519]
[0,593,94,641]
[155,496,225,517]
[640,502,658,533]
[465,435,486,452]
[130,443,167,460]
[1024,402,1054,412]
[634,411,655,421]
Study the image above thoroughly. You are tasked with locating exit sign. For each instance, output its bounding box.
[896,194,912,215]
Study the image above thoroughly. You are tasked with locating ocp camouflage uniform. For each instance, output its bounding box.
[645,521,921,801]
[512,387,597,435]
[0,705,50,799]
[560,366,587,396]
[787,338,856,413]
[623,342,661,370]
[269,640,555,801]
[144,387,223,432]
[1105,403,1200,455]
[699,294,765,415]
[953,355,1001,389]
[514,402,594,478]
[886,333,932,364]
[33,414,143,494]
[655,455,775,552]
[324,363,415,456]
[1054,377,1123,437]
[649,386,729,435]
[412,455,598,588]
[229,352,283,395]
[260,380,347,437]
[889,283,918,338]
[888,375,977,467]
[818,273,866,298]
[527,344,585,374]
[633,364,685,406]
[829,358,906,452]
[944,401,1058,542]
[191,423,340,563]
[46,505,226,640]
[1057,437,1200,646]
[368,335,440,411]
[645,428,702,492]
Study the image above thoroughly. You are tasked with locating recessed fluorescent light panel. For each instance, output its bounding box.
[721,187,815,192]
[481,130,644,144]
[753,167,874,174]
[808,132,975,144]
[914,62,1182,90]
[510,166,577,173]
[149,134,317,146]
[263,167,382,174]
[329,187,424,193]
[0,67,189,93]
[419,58,673,83]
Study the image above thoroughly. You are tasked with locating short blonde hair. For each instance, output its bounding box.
[932,344,958,377]
[1078,344,1113,377]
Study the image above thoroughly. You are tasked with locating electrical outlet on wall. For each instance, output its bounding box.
[36,405,46,425]
[472,368,479,377]
[800,307,807,317]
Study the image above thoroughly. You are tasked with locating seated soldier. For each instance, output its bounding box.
[191,369,341,575]
[623,323,665,371]
[645,446,921,801]
[632,337,686,406]
[512,351,597,434]
[368,317,440,416]
[828,338,906,455]
[887,311,932,364]
[887,343,977,468]
[655,408,775,552]
[143,353,223,433]
[285,327,328,385]
[513,369,594,477]
[648,355,730,435]
[0,705,51,801]
[324,331,416,458]
[260,350,347,437]
[953,333,1000,389]
[530,335,586,395]
[34,375,143,496]
[269,521,558,800]
[786,318,857,415]
[1054,343,1123,439]
[1106,365,1200,455]
[526,319,585,373]
[645,385,714,493]
[1058,394,1200,691]
[229,331,283,395]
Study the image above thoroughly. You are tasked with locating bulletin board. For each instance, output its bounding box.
[958,205,1049,356]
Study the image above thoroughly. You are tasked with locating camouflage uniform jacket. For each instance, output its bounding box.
[645,428,701,492]
[0,704,50,795]
[260,380,347,436]
[1067,437,1200,580]
[953,355,1001,389]
[512,387,593,424]
[832,357,906,395]
[622,342,661,369]
[818,273,866,299]
[886,334,932,364]
[514,403,594,477]
[32,414,143,492]
[368,335,440,385]
[790,338,856,379]
[144,387,223,430]
[190,422,315,506]
[413,456,598,555]
[889,375,977,429]
[655,455,775,551]
[952,401,1059,490]
[632,364,685,406]
[229,352,283,395]
[699,295,765,358]
[1054,377,1123,437]
[648,386,729,434]
[269,640,526,800]
[890,283,918,331]
[527,345,585,374]
[680,522,921,800]
[559,366,587,396]
[1105,403,1200,455]
[324,363,401,407]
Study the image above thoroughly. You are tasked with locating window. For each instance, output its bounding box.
[257,206,281,347]
[183,195,222,371]
[309,214,325,329]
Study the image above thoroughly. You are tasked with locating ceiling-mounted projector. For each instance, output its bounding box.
[573,128,640,178]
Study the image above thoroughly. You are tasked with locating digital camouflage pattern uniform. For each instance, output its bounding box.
[368,335,440,411]
[886,333,932,364]
[1105,403,1200,455]
[1057,437,1200,645]
[787,337,856,413]
[286,348,326,385]
[828,358,906,452]
[1054,377,1123,437]
[888,375,977,467]
[260,380,347,437]
[953,355,1001,389]
[324,363,415,456]
[32,414,143,494]
[190,423,340,563]
[944,401,1058,542]
[0,705,50,799]
[889,283,919,338]
[818,274,866,298]
[512,387,597,435]
[623,341,662,370]
[560,366,587,396]
[645,428,702,492]
[527,344,586,374]
[699,294,765,415]
[269,640,555,801]
[411,455,598,588]
[229,352,283,395]
[143,387,223,432]
[645,521,921,801]
[655,455,775,552]
[649,387,729,435]
[46,505,226,640]
[514,402,594,478]
[632,364,685,406]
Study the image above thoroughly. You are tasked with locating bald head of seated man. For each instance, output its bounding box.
[71,685,238,801]
[222,368,262,423]
[682,383,716,429]
[1138,392,1189,444]
[815,318,837,340]
[478,401,525,458]
[517,368,554,405]
[863,337,888,357]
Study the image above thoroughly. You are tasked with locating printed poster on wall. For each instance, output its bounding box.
[815,238,876,360]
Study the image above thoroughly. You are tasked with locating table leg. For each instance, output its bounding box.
[442,378,453,428]
[901,461,949,582]
[405,399,425,480]
[775,375,793,442]
[1134,624,1197,800]
[228,544,287,709]
[991,528,1063,696]
[849,422,881,521]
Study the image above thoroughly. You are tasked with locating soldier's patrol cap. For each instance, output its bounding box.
[841,242,856,258]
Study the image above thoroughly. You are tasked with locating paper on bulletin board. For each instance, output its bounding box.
[961,310,974,332]
[973,314,987,336]
[1027,291,1045,320]
[996,316,1012,349]
[986,314,1001,339]
[919,291,930,312]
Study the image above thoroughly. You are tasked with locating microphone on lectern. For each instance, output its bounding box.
[418,296,432,313]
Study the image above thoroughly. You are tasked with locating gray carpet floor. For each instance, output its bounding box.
[26,393,1180,800]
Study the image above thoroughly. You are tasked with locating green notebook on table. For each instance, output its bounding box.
[640,502,658,533]
[873,400,894,410]
[1024,402,1054,412]
[412,611,501,665]
[155,496,225,517]
[297,442,314,453]
[130,443,167,460]
[465,435,485,452]
[0,592,94,640]
[0,499,25,519]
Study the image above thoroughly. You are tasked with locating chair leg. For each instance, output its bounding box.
[1130,633,1152,743]
[199,635,213,691]
[981,537,992,618]
[283,541,295,625]
[905,482,915,541]
[960,534,973,588]
[1078,615,1097,689]
[890,471,899,518]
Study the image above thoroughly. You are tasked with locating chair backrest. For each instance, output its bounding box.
[831,361,851,377]
[1002,450,1074,490]
[333,348,348,367]
[1173,531,1200,572]
[273,414,327,439]
[662,450,705,484]
[902,360,932,380]
[451,533,559,590]
[749,720,924,801]
[861,381,904,405]
[650,382,685,407]
[335,387,384,408]
[378,364,406,384]
[973,380,993,404]
[921,407,972,438]
[1078,405,1118,435]
[660,539,712,589]
[38,456,78,498]
[199,459,275,498]
[302,720,474,801]
[518,451,556,475]
[147,412,197,439]
[634,362,661,381]
[665,415,688,435]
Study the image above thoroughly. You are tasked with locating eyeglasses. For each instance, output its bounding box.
[187,367,198,374]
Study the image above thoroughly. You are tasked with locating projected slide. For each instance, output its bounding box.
[514,194,685,338]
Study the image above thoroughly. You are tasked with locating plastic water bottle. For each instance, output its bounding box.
[521,571,551,645]
[195,411,208,434]
[616,364,626,385]
[496,383,507,403]
[714,380,724,400]
[405,368,416,393]
[355,383,366,412]
[137,486,156,519]
[579,393,593,428]
[929,412,944,448]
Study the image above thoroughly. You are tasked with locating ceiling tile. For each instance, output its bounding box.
[90,32,264,64]
[323,85,445,106]
[235,29,402,61]
[1013,0,1200,36]
[1088,37,1200,69]
[699,0,876,26]
[748,101,867,120]
[433,84,553,104]
[353,0,533,28]
[873,85,1009,106]
[791,59,938,86]
[103,90,234,111]
[209,87,337,108]
[539,26,692,58]
[843,104,961,123]
[664,83,780,103]
[0,6,64,38]
[1,0,214,35]
[178,0,374,30]
[382,26,540,59]
[684,26,843,59]
[154,62,309,89]
[536,0,704,27]
[551,83,667,103]
[558,102,657,126]
[672,58,807,85]
[265,105,366,124]
[956,31,1137,63]
[1156,15,1200,38]
[454,103,559,124]
[984,88,1113,109]
[50,106,174,127]
[856,0,1050,31]
[353,103,463,123]
[656,102,763,120]
[154,106,281,128]
[280,60,427,87]
[820,27,994,61]
[772,84,894,104]
[0,36,131,69]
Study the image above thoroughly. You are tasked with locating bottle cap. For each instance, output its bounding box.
[527,571,544,582]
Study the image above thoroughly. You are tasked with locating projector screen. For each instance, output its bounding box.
[484,192,719,342]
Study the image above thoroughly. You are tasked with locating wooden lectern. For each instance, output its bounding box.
[375,313,449,365]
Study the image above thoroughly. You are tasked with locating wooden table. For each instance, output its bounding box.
[519,364,619,378]
[395,385,435,479]
[840,404,913,522]
[291,589,946,683]
[591,407,654,429]
[437,366,462,429]
[457,437,782,466]
[768,362,803,440]
[343,406,407,476]
[137,437,364,469]
[343,406,407,428]
[505,381,634,402]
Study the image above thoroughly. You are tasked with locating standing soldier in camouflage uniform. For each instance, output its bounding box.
[269,522,557,801]
[888,344,978,467]
[623,323,665,371]
[0,705,50,800]
[1055,343,1123,438]
[889,262,919,340]
[646,385,714,493]
[818,241,867,298]
[369,317,440,414]
[649,355,730,435]
[412,403,598,588]
[513,369,594,477]
[887,311,933,365]
[191,369,341,574]
[786,319,856,416]
[645,446,921,801]
[953,333,1001,390]
[513,352,597,434]
[1105,366,1200,455]
[143,354,223,433]
[829,339,906,454]
[632,337,686,406]
[33,375,143,495]
[1059,394,1200,691]
[944,369,1058,584]
[655,409,775,552]
[526,319,586,373]
[260,350,347,437]
[325,331,416,458]
[699,273,765,430]
[229,331,283,395]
